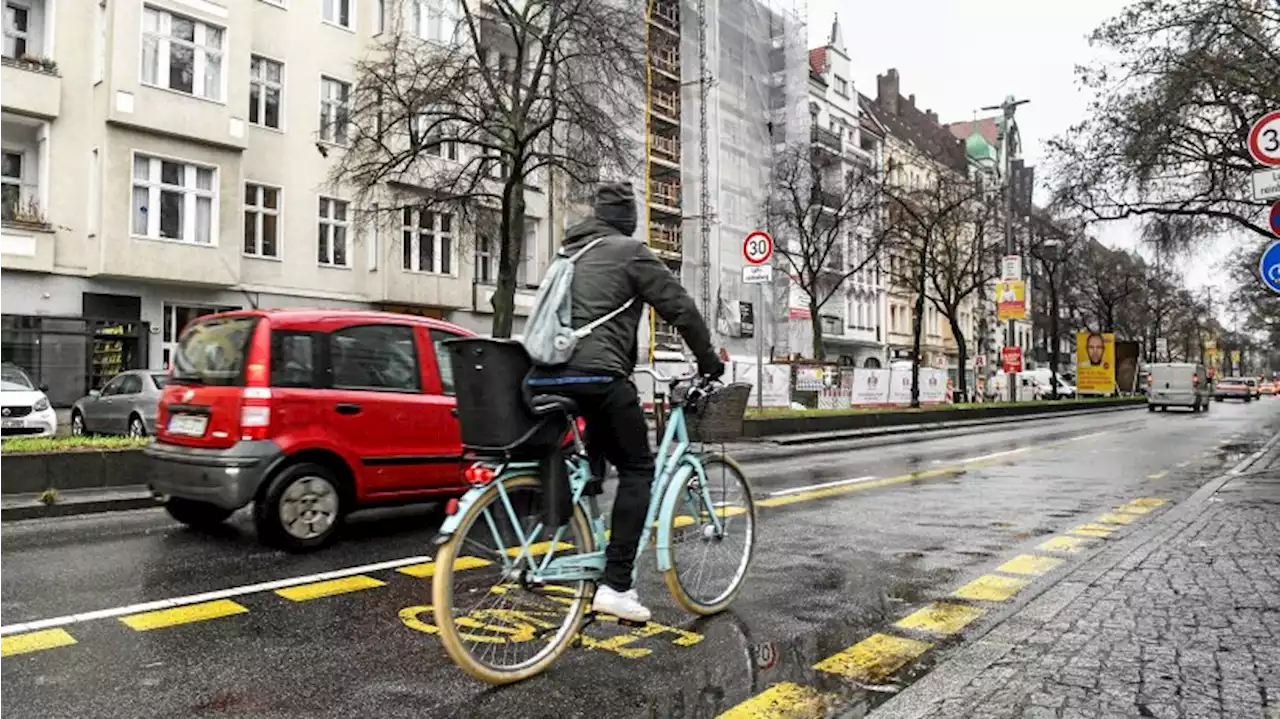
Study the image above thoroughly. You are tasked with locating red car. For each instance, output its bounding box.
[144,309,472,551]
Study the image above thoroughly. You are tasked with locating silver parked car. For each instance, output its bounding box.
[71,370,167,437]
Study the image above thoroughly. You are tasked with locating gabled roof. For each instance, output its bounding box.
[863,93,966,172]
[945,117,1001,146]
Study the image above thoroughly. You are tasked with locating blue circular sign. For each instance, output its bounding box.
[1261,240,1280,294]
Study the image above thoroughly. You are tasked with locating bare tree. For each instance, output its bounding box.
[883,169,984,407]
[329,0,647,336]
[767,144,887,359]
[1077,243,1147,335]
[1027,214,1084,398]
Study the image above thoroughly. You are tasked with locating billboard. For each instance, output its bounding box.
[1076,331,1116,395]
[996,281,1027,321]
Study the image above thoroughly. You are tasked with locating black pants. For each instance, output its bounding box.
[554,378,653,592]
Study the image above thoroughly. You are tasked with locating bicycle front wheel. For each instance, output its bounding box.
[662,454,756,615]
[432,475,596,685]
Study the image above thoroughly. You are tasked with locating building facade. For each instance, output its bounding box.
[0,0,559,404]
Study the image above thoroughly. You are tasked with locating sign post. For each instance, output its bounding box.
[743,231,774,410]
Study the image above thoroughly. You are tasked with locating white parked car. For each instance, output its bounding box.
[1,363,58,438]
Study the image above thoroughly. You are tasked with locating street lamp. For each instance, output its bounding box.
[981,95,1030,402]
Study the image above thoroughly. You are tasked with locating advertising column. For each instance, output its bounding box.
[1076,331,1116,396]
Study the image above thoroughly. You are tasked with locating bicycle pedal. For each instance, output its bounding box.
[615,617,648,628]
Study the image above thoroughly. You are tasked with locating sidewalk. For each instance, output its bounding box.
[868,437,1280,719]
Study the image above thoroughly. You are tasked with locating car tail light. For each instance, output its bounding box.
[240,354,272,441]
[1146,375,1153,388]
[1192,373,1199,386]
[464,464,496,486]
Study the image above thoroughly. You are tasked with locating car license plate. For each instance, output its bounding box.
[168,414,208,437]
[1,419,22,429]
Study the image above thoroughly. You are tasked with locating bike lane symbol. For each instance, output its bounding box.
[1261,240,1280,295]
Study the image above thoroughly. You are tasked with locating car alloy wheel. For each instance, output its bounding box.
[71,413,85,436]
[278,475,340,540]
[129,417,146,437]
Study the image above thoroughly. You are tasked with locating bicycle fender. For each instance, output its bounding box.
[435,484,492,539]
[653,460,699,572]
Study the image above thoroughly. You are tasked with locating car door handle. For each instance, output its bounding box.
[335,403,362,415]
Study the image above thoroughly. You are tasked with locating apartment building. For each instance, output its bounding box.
[0,0,556,404]
[794,16,887,367]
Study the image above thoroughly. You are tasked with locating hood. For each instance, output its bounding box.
[1,389,48,407]
[561,217,623,252]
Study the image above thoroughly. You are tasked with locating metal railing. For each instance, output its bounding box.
[810,125,842,152]
[650,180,681,209]
[650,134,680,163]
[651,89,680,119]
[649,224,682,254]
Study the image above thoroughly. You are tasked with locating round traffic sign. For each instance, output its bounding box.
[743,231,773,265]
[1261,240,1280,295]
[1270,201,1280,237]
[1247,111,1280,167]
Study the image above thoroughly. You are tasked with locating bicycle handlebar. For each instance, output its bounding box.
[634,366,701,385]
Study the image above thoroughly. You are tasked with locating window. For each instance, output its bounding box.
[141,6,225,101]
[3,2,28,59]
[117,374,143,395]
[476,234,493,283]
[94,0,106,82]
[319,77,350,145]
[150,373,168,389]
[322,0,351,29]
[244,183,280,257]
[401,208,453,274]
[430,330,458,395]
[317,197,349,267]
[373,0,384,34]
[412,0,459,44]
[132,155,218,244]
[161,303,239,368]
[89,149,100,235]
[270,331,317,388]
[417,112,457,160]
[99,374,127,397]
[1,150,23,222]
[833,75,848,97]
[249,56,283,129]
[516,224,536,286]
[329,324,421,392]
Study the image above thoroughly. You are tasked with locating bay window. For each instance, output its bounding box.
[141,6,225,102]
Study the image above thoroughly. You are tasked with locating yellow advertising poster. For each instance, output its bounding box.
[1076,331,1116,395]
[996,280,1026,321]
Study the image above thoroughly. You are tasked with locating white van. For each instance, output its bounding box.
[1147,362,1210,412]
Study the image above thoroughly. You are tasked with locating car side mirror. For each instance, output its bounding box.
[39,384,49,393]
[89,389,101,398]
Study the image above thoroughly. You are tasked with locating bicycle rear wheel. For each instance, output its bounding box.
[432,475,596,685]
[662,454,756,615]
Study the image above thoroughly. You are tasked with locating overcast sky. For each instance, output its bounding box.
[800,0,1235,296]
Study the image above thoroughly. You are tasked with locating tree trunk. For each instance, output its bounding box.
[809,297,824,360]
[909,245,928,408]
[491,178,527,338]
[1049,276,1060,400]
[946,310,967,402]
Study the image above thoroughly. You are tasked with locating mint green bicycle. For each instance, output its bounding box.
[432,339,756,685]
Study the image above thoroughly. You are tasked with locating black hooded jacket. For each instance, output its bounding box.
[556,183,717,378]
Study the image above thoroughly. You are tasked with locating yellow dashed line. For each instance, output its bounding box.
[1117,502,1154,514]
[997,554,1064,577]
[894,602,985,636]
[1069,523,1116,537]
[1,628,77,657]
[717,682,836,719]
[504,541,575,558]
[1096,512,1138,525]
[952,574,1030,601]
[120,599,249,631]
[275,575,386,602]
[1128,497,1167,508]
[396,556,492,578]
[1147,470,1168,480]
[812,632,932,681]
[1038,535,1093,554]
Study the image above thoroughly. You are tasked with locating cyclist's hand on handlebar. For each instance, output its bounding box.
[697,356,726,382]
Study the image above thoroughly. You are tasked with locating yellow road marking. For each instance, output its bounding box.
[758,466,962,508]
[1117,502,1154,514]
[396,556,492,578]
[952,574,1030,602]
[1128,497,1167,508]
[671,505,748,528]
[1096,512,1137,525]
[997,554,1064,577]
[120,599,248,631]
[1147,470,1168,480]
[275,575,386,602]
[717,682,837,719]
[1,628,77,658]
[504,541,575,558]
[1038,535,1093,554]
[893,602,984,636]
[1069,523,1116,537]
[813,632,932,681]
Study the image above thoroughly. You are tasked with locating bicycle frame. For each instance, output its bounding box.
[436,393,727,586]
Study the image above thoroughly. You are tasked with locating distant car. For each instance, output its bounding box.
[1214,377,1252,402]
[1147,362,1210,412]
[1260,380,1276,397]
[0,363,57,438]
[1247,378,1261,400]
[71,370,167,437]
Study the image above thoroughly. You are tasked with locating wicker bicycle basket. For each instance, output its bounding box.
[685,382,752,443]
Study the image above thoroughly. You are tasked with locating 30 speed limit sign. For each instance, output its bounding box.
[743,230,773,265]
[1248,111,1280,167]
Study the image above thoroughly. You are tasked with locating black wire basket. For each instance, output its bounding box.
[685,382,752,443]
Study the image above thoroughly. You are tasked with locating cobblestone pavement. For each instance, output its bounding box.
[871,440,1280,719]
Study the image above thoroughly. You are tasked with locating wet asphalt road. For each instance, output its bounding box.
[3,399,1279,719]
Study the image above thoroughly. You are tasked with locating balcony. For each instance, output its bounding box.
[650,0,679,35]
[650,89,680,124]
[813,189,843,209]
[649,180,681,215]
[651,45,680,81]
[648,223,682,257]
[1,56,61,119]
[654,319,681,350]
[650,134,680,168]
[811,125,842,155]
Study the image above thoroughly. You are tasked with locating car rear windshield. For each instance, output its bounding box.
[150,374,168,389]
[171,316,259,387]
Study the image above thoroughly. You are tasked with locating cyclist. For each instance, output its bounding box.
[528,181,724,623]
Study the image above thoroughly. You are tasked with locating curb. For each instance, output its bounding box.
[1,489,158,521]
[860,429,1280,719]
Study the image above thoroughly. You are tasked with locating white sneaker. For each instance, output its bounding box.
[593,585,652,623]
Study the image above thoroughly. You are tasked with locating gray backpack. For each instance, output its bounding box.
[522,237,635,366]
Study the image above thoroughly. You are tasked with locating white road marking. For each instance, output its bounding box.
[949,447,1032,464]
[768,476,877,497]
[0,554,432,636]
[1067,431,1109,442]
